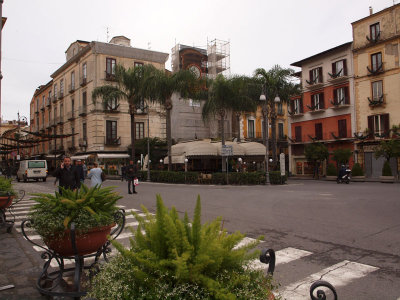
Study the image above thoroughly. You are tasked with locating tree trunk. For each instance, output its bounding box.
[166,100,173,171]
[220,110,226,172]
[236,113,241,142]
[271,102,277,168]
[129,104,136,161]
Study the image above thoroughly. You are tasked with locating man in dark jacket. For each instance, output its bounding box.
[126,160,138,194]
[54,156,80,194]
[75,160,85,184]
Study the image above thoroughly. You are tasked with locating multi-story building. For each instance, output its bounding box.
[289,42,356,176]
[352,4,400,178]
[30,36,169,167]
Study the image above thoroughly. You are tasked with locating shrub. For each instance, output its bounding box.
[382,161,392,176]
[86,195,275,300]
[0,177,17,197]
[269,171,287,184]
[326,163,337,176]
[351,163,364,176]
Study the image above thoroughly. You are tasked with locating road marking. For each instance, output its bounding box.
[319,193,333,196]
[10,205,34,210]
[249,247,313,270]
[233,237,257,249]
[125,213,148,219]
[125,221,139,227]
[279,260,378,300]
[124,208,141,213]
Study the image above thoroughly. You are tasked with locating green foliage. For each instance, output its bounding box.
[332,148,352,165]
[374,139,400,161]
[0,177,17,196]
[87,195,274,300]
[269,171,287,184]
[304,143,329,163]
[29,185,122,240]
[382,161,393,176]
[326,163,337,176]
[351,163,364,176]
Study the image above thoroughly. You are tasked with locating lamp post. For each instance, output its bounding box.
[184,158,188,183]
[16,112,27,159]
[260,87,280,185]
[159,158,163,170]
[146,105,150,182]
[238,157,242,172]
[137,160,141,171]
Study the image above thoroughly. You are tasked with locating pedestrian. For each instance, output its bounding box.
[87,162,103,187]
[126,160,138,194]
[82,160,88,179]
[53,156,80,194]
[121,163,126,182]
[75,160,85,185]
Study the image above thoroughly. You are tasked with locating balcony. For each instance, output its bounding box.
[330,98,350,109]
[67,111,76,121]
[367,63,384,76]
[55,116,64,125]
[58,91,64,100]
[80,76,87,86]
[104,104,120,113]
[79,138,88,147]
[46,97,51,107]
[68,84,75,94]
[79,106,87,116]
[52,95,58,103]
[104,72,116,81]
[366,31,381,44]
[327,73,349,84]
[104,136,121,146]
[368,95,384,107]
[35,109,39,115]
[40,103,45,111]
[305,77,324,90]
[46,121,52,129]
[276,109,285,117]
[288,108,303,118]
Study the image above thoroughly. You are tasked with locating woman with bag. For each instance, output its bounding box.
[126,160,138,194]
[87,162,103,187]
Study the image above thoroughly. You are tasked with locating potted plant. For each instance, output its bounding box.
[325,163,337,181]
[374,139,399,183]
[0,177,17,209]
[28,185,122,256]
[86,195,277,300]
[380,161,395,183]
[351,163,365,182]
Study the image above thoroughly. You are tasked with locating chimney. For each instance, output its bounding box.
[369,6,373,15]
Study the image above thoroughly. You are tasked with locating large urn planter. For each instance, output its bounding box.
[0,195,15,209]
[380,176,395,183]
[352,176,366,182]
[44,223,115,257]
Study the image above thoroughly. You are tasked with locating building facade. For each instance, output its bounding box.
[352,4,400,177]
[29,36,169,166]
[289,42,356,176]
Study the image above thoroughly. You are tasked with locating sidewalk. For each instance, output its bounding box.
[0,229,46,300]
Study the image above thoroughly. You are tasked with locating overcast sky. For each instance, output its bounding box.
[1,0,392,122]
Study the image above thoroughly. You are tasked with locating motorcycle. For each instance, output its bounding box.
[337,168,351,184]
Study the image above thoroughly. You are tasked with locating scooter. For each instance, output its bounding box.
[337,168,351,184]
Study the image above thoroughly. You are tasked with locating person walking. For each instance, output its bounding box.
[82,160,88,179]
[76,160,85,185]
[126,160,138,194]
[87,162,103,187]
[121,163,126,182]
[54,156,80,194]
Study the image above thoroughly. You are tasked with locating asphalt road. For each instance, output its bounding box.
[12,178,400,299]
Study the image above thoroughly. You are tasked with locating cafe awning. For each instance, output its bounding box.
[71,154,90,160]
[239,142,266,156]
[97,153,130,159]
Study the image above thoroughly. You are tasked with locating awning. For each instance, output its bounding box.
[171,141,218,157]
[97,153,130,159]
[213,141,246,156]
[71,154,90,160]
[45,154,63,160]
[163,155,186,164]
[239,142,266,156]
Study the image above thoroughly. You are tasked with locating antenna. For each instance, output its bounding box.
[106,27,109,42]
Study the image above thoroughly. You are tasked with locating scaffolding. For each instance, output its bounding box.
[207,38,230,79]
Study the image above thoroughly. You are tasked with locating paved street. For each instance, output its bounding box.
[1,178,399,299]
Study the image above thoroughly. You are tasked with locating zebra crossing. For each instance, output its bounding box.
[6,197,380,299]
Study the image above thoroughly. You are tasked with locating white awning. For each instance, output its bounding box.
[239,142,266,156]
[70,154,90,160]
[45,155,63,160]
[163,155,186,164]
[213,141,246,156]
[97,153,130,159]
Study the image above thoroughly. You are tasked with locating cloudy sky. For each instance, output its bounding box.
[1,0,392,122]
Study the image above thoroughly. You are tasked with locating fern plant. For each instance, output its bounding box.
[29,184,122,240]
[87,195,276,300]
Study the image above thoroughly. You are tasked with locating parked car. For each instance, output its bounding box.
[17,160,48,182]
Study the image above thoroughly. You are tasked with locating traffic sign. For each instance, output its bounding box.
[221,145,233,156]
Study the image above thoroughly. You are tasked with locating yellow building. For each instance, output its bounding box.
[352,4,400,177]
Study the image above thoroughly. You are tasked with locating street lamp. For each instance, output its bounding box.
[137,160,141,170]
[159,158,163,170]
[184,158,188,183]
[17,112,28,159]
[238,157,242,172]
[259,88,270,184]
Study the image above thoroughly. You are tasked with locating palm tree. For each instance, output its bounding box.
[202,75,258,172]
[254,65,300,164]
[92,64,154,160]
[144,68,200,171]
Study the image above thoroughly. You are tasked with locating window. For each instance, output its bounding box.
[277,102,283,115]
[60,104,63,121]
[41,112,45,126]
[82,63,87,79]
[295,126,302,142]
[333,87,349,105]
[71,99,75,114]
[370,23,380,41]
[332,59,347,77]
[247,119,255,138]
[48,110,51,122]
[338,119,347,138]
[106,99,118,110]
[309,67,323,84]
[60,79,64,96]
[135,122,144,139]
[106,120,117,141]
[48,90,51,99]
[82,91,87,106]
[311,93,324,110]
[291,98,303,114]
[28,161,45,168]
[372,81,383,101]
[54,107,57,119]
[42,95,45,107]
[278,123,284,139]
[54,84,57,99]
[106,58,116,75]
[315,123,323,140]
[83,123,87,139]
[368,114,389,137]
[71,127,75,144]
[71,72,75,89]
[371,52,382,72]
[36,98,39,111]
[134,62,144,68]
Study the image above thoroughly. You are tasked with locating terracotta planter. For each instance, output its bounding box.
[380,176,395,183]
[0,195,15,209]
[352,176,366,182]
[44,223,114,256]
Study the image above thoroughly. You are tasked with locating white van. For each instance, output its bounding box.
[17,160,48,182]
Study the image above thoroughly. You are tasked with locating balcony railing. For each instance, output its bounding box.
[68,84,75,94]
[46,97,51,107]
[104,72,116,81]
[104,104,120,113]
[55,116,64,124]
[367,63,384,76]
[104,136,121,146]
[366,31,381,44]
[368,95,384,107]
[79,138,88,147]
[52,95,58,103]
[290,132,352,143]
[58,91,64,100]
[67,111,76,120]
[46,121,52,129]
[40,103,45,111]
[276,109,285,117]
[79,106,87,116]
[80,76,87,86]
